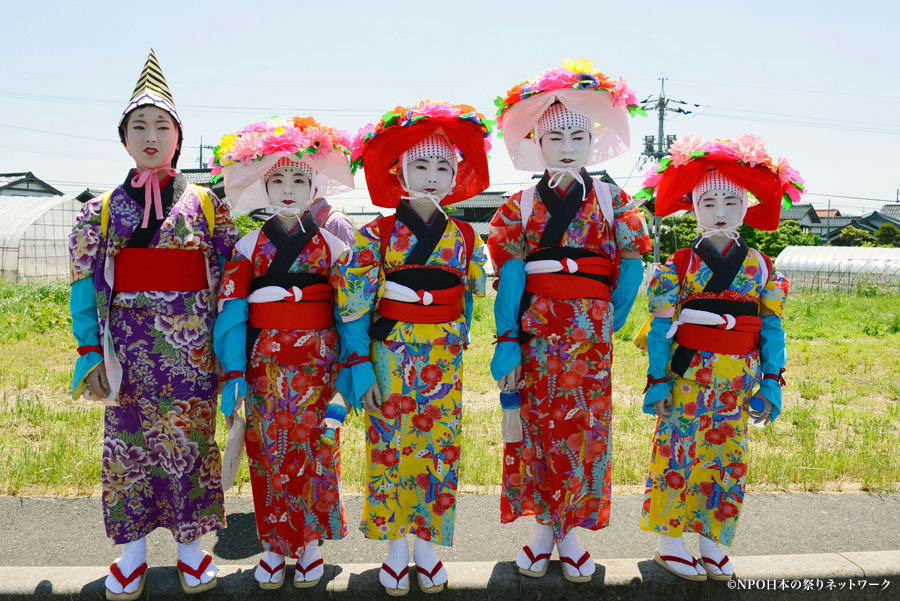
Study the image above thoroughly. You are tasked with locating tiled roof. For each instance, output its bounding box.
[181,168,214,185]
[781,203,818,222]
[0,173,30,186]
[452,191,507,209]
[879,203,900,222]
[469,221,491,236]
[346,211,382,227]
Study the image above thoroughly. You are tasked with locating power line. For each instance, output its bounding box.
[0,122,117,142]
[667,78,900,102]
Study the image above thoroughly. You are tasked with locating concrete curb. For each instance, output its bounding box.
[1,551,897,600]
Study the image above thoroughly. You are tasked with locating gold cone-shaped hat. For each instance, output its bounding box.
[130,48,176,108]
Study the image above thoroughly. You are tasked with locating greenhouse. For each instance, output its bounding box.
[774,245,900,292]
[0,195,83,283]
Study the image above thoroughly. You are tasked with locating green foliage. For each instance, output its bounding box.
[875,223,900,247]
[739,220,821,259]
[655,216,820,261]
[234,214,265,236]
[830,225,874,247]
[657,214,698,262]
[0,280,70,341]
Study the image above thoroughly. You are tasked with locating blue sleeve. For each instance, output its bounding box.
[611,258,644,333]
[334,314,373,411]
[643,315,674,415]
[757,313,786,422]
[212,297,248,417]
[70,277,104,399]
[490,259,525,382]
[464,290,474,346]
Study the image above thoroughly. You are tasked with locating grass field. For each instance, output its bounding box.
[1,280,898,496]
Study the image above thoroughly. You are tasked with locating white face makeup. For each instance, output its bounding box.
[696,189,744,232]
[265,165,313,214]
[124,105,178,170]
[402,156,455,201]
[539,127,591,170]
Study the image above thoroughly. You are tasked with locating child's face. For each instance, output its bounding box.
[403,156,455,200]
[539,126,591,170]
[696,190,743,231]
[266,166,312,212]
[124,106,178,169]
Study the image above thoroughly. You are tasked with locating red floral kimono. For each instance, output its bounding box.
[218,215,348,558]
[488,174,650,541]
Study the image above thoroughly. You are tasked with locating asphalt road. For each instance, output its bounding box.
[1,493,897,567]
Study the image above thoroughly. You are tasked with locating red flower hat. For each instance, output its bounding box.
[350,101,492,209]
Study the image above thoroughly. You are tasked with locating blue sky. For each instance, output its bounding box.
[1,0,897,214]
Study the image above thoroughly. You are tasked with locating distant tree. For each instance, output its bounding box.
[874,223,900,247]
[831,225,874,247]
[742,220,822,259]
[657,214,698,261]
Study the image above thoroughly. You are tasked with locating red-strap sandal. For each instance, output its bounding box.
[176,552,218,594]
[518,544,552,577]
[257,558,286,591]
[559,550,593,583]
[380,562,410,597]
[653,551,707,581]
[294,557,324,589]
[415,560,446,594]
[699,555,734,582]
[106,561,147,601]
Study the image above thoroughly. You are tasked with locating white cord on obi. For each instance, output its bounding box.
[382,281,434,305]
[666,308,738,338]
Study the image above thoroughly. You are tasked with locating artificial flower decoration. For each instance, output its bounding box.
[350,100,493,208]
[212,116,354,211]
[635,135,806,230]
[495,59,645,171]
[210,116,351,182]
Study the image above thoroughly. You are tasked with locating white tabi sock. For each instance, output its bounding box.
[255,550,285,584]
[516,522,554,574]
[557,528,595,579]
[699,534,734,576]
[105,537,147,594]
[177,538,217,587]
[297,541,324,583]
[413,536,448,589]
[380,537,409,590]
[657,534,704,576]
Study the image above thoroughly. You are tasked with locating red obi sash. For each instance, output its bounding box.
[114,248,207,292]
[675,315,762,356]
[248,283,334,330]
[525,255,613,301]
[376,283,466,324]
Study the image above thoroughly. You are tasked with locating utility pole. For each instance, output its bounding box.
[196,136,217,169]
[826,198,832,243]
[639,78,697,263]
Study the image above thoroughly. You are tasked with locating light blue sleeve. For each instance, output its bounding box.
[611,258,644,333]
[70,277,104,399]
[643,315,674,415]
[756,313,786,422]
[490,259,525,382]
[212,297,248,417]
[334,315,373,411]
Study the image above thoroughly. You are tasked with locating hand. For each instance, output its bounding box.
[496,363,523,391]
[361,383,382,413]
[744,391,774,426]
[84,365,110,399]
[225,395,245,429]
[654,393,674,419]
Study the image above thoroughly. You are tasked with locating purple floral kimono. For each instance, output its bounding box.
[69,174,238,544]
